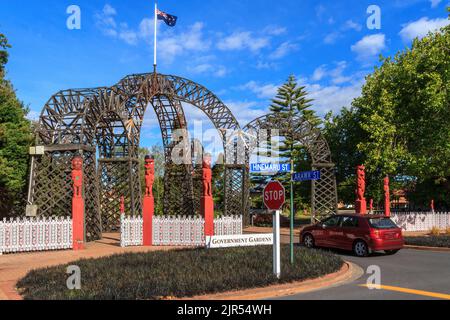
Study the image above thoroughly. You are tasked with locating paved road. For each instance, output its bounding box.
[279,248,450,300]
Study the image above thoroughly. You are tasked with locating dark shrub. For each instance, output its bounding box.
[17,245,343,300]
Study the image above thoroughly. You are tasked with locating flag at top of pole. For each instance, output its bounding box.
[153,1,178,70]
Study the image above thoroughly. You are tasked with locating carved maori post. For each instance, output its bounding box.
[369,199,374,213]
[71,156,85,250]
[384,176,391,217]
[355,165,367,215]
[431,199,435,213]
[201,154,214,237]
[120,196,125,215]
[143,155,155,246]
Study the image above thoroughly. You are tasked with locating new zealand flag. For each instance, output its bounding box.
[157,9,178,27]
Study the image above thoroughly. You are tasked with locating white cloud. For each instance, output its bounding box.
[239,81,280,99]
[312,65,327,81]
[95,5,139,45]
[269,41,298,59]
[324,32,341,44]
[399,17,450,42]
[306,81,363,115]
[264,26,288,36]
[351,34,386,61]
[344,20,362,31]
[138,19,211,63]
[188,63,228,78]
[217,31,270,52]
[311,61,352,84]
[430,0,442,8]
[225,101,266,125]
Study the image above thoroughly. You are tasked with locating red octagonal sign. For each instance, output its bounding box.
[263,181,286,210]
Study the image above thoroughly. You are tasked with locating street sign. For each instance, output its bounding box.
[292,170,321,182]
[250,163,291,173]
[206,234,273,249]
[263,181,286,211]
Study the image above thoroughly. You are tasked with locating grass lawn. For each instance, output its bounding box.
[17,245,343,300]
[405,235,450,248]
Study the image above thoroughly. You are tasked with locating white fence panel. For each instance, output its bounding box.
[0,217,72,255]
[120,215,243,247]
[391,212,450,232]
[120,215,143,247]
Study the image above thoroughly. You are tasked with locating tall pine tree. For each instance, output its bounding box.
[0,33,32,217]
[269,75,320,214]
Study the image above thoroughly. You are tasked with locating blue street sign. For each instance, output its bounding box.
[292,170,321,182]
[250,163,291,173]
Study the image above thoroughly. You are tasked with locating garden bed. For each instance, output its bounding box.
[17,245,343,300]
[405,235,450,248]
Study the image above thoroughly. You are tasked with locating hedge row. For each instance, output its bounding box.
[405,235,450,248]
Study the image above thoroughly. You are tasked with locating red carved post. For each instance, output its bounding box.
[120,196,125,215]
[431,199,435,213]
[201,154,214,237]
[355,165,367,214]
[384,176,391,217]
[142,155,155,246]
[71,156,85,250]
[369,199,374,213]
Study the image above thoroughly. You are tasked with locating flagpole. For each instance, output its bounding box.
[153,1,157,72]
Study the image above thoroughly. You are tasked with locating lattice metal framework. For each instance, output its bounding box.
[28,73,245,238]
[243,114,338,222]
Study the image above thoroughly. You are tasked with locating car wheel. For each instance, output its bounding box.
[385,250,400,255]
[303,234,315,248]
[353,240,369,257]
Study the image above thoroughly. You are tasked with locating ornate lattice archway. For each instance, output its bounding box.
[243,114,338,222]
[28,73,245,240]
[28,72,338,241]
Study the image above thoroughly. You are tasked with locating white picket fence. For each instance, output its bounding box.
[0,217,72,255]
[120,215,243,247]
[391,212,450,232]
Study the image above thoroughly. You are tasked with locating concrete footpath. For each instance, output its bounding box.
[0,234,176,300]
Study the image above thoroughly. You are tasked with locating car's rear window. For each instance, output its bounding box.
[368,218,398,229]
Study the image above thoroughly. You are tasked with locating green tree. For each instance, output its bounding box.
[0,33,32,217]
[325,19,450,209]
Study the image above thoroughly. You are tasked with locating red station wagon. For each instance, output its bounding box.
[301,214,404,257]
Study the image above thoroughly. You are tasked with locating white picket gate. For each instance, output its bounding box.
[391,212,450,232]
[0,217,72,255]
[120,215,243,247]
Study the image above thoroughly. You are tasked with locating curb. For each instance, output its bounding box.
[181,261,359,300]
[404,245,450,253]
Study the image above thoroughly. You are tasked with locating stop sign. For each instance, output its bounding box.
[263,181,286,210]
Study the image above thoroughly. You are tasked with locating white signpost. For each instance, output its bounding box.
[263,181,285,279]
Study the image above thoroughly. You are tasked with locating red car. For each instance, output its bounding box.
[301,214,404,257]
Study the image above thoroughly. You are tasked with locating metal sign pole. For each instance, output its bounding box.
[273,209,281,279]
[290,159,294,265]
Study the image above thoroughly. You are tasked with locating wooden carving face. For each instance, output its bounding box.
[72,157,83,170]
[357,165,365,179]
[203,156,212,169]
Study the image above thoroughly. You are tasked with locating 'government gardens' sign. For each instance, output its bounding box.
[206,234,273,249]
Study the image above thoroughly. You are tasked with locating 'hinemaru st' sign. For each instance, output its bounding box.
[206,234,273,249]
[250,163,291,173]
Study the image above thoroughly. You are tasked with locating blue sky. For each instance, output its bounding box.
[1,0,449,149]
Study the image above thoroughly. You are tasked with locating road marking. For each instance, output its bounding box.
[360,284,450,300]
